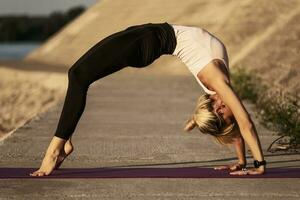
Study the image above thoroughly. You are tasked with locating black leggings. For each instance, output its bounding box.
[54,22,176,140]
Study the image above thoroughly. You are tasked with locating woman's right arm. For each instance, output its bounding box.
[198,63,265,174]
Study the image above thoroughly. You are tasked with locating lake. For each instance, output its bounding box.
[0,42,41,60]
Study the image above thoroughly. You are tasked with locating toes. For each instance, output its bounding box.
[37,172,45,176]
[29,170,40,176]
[36,171,45,176]
[229,166,238,171]
[29,170,46,177]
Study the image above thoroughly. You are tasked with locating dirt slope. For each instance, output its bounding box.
[25,0,300,97]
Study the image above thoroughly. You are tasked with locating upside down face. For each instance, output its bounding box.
[209,94,234,125]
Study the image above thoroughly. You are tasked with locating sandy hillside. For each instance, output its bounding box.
[0,64,67,140]
[25,0,300,98]
[1,0,299,140]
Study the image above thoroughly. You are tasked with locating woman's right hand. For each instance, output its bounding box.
[214,163,245,171]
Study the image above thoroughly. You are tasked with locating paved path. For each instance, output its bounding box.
[0,62,299,199]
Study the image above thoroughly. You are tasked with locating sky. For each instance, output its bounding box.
[0,0,98,16]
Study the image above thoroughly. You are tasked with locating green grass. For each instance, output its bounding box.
[230,67,300,147]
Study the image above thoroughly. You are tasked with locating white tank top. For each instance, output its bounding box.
[170,24,229,95]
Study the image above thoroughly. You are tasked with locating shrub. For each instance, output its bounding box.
[230,67,300,147]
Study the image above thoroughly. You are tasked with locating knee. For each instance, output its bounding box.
[67,66,77,79]
[67,65,89,87]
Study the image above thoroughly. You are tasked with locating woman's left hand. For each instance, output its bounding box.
[229,167,265,175]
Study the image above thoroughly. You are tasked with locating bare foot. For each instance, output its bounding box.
[29,136,68,177]
[54,138,74,170]
[30,151,62,176]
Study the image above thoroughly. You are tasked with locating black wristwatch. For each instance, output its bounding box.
[253,160,267,168]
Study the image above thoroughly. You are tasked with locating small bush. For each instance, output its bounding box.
[230,67,263,102]
[230,67,300,147]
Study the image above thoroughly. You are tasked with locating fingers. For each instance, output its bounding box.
[230,170,248,175]
[229,169,264,176]
[214,164,264,175]
[229,165,239,171]
[214,164,240,171]
[214,165,229,170]
[247,170,264,175]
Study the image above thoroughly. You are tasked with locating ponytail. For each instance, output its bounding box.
[183,116,197,132]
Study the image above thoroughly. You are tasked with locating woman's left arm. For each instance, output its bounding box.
[198,63,265,174]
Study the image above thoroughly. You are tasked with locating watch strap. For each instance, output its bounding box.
[253,160,267,168]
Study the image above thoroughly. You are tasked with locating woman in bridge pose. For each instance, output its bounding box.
[30,22,266,177]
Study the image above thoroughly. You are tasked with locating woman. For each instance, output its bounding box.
[30,22,266,177]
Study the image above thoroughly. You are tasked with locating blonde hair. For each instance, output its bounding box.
[183,94,240,145]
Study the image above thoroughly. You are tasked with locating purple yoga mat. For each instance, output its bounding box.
[0,167,299,179]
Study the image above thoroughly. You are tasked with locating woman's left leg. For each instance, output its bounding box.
[30,27,147,176]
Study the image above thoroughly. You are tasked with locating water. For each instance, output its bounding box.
[0,42,40,60]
